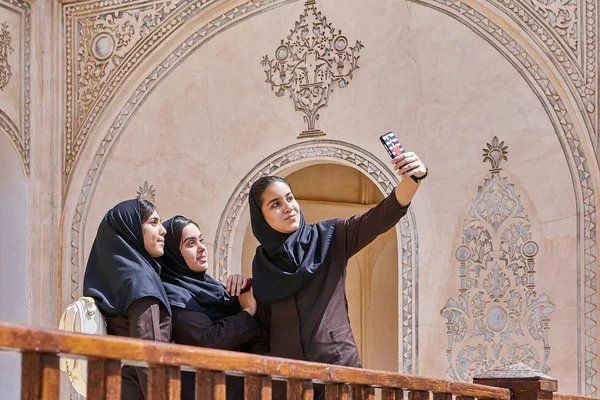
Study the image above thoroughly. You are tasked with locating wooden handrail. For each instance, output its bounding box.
[0,320,512,399]
[553,395,598,400]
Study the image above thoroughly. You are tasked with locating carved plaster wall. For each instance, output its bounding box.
[59,0,598,395]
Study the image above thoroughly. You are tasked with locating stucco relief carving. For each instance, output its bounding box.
[0,0,30,175]
[441,137,555,382]
[0,21,13,90]
[260,0,363,138]
[75,0,184,131]
[525,0,577,50]
[64,0,215,180]
[492,0,596,120]
[66,0,596,391]
[136,181,156,203]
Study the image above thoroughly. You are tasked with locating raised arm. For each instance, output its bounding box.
[339,151,427,258]
[392,151,427,207]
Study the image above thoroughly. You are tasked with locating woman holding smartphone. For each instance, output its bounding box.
[248,150,426,398]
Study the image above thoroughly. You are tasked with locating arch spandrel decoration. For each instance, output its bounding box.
[0,0,30,175]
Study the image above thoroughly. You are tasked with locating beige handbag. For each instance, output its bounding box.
[58,297,107,398]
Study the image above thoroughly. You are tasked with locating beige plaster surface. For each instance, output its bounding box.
[0,0,595,395]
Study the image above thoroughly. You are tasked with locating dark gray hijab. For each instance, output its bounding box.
[249,178,337,305]
[83,199,171,318]
[158,216,241,319]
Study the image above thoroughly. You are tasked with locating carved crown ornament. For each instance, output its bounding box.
[0,22,14,90]
[260,0,363,138]
[441,137,554,382]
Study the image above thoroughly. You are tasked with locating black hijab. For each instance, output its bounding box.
[83,199,171,318]
[249,181,337,305]
[157,216,241,319]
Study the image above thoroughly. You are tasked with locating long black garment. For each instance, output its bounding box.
[250,190,409,400]
[82,199,172,400]
[158,216,266,400]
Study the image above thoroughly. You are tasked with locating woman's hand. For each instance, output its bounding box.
[225,274,250,297]
[238,290,257,317]
[391,151,427,180]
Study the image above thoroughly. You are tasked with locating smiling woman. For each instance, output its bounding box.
[157,215,268,400]
[82,198,172,400]
[247,150,426,399]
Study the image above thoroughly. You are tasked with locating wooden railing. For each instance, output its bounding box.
[0,321,589,400]
[0,321,509,400]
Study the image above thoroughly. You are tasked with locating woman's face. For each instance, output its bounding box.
[179,223,208,272]
[260,181,301,234]
[141,210,166,257]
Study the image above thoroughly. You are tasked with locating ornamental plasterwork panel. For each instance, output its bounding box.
[260,0,363,138]
[0,21,14,90]
[487,0,597,130]
[441,137,555,381]
[0,0,30,175]
[63,0,217,182]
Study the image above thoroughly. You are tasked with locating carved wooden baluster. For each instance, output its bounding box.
[87,359,122,399]
[196,370,227,400]
[325,384,342,400]
[350,384,371,400]
[213,372,226,400]
[366,387,375,399]
[21,353,61,400]
[245,376,273,400]
[245,376,261,400]
[433,392,452,400]
[408,390,429,400]
[287,379,304,400]
[21,352,42,399]
[148,365,181,400]
[302,381,314,400]
[40,354,61,400]
[382,388,404,400]
[87,359,107,400]
[104,360,122,400]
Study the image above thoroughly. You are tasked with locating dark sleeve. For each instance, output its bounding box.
[247,304,270,355]
[171,307,261,351]
[337,189,410,259]
[126,296,172,399]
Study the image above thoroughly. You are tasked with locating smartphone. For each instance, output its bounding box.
[379,131,405,159]
[240,278,252,294]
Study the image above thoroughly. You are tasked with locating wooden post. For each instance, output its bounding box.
[473,363,558,400]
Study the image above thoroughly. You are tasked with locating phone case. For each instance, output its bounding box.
[240,278,252,294]
[379,132,405,158]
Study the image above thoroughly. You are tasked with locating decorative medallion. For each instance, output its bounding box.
[136,181,156,203]
[260,0,363,138]
[0,22,13,90]
[440,137,555,382]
